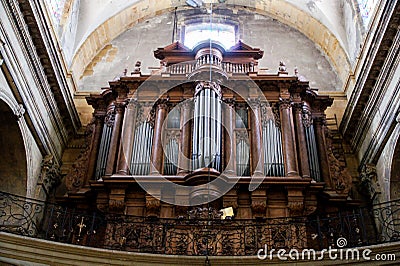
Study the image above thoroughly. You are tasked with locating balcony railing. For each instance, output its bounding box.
[165,62,256,76]
[1,190,400,256]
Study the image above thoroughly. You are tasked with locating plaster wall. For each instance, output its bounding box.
[78,11,342,92]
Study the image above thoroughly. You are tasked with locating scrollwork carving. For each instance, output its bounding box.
[325,127,352,195]
[359,163,380,200]
[109,199,125,213]
[302,108,313,128]
[146,197,161,217]
[105,109,116,127]
[236,130,250,145]
[251,200,267,216]
[272,104,281,128]
[65,118,95,192]
[187,207,222,220]
[38,154,61,194]
[288,201,304,216]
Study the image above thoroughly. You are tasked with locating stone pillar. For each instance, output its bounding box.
[279,98,299,177]
[223,99,236,175]
[117,100,138,175]
[293,102,310,178]
[248,99,264,176]
[105,102,126,175]
[150,101,168,175]
[85,111,106,185]
[178,100,193,175]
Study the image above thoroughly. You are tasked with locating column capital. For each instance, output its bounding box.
[115,101,127,113]
[222,98,236,107]
[155,98,170,111]
[279,97,293,110]
[247,98,261,109]
[292,102,304,112]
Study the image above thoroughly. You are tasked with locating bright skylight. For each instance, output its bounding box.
[184,23,236,50]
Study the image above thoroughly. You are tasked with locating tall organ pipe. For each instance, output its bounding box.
[192,83,222,171]
[95,123,113,180]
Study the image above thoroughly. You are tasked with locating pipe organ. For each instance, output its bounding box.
[65,40,353,221]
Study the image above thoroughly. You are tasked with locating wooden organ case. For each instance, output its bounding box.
[65,40,354,220]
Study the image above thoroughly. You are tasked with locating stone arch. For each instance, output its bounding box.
[0,99,27,196]
[70,0,351,88]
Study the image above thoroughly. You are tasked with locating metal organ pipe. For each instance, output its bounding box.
[305,124,321,181]
[192,83,222,172]
[129,119,154,175]
[95,123,113,180]
[262,116,284,177]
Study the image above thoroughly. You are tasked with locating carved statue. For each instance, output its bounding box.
[278,61,287,72]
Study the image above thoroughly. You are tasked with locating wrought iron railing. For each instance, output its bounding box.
[1,190,400,256]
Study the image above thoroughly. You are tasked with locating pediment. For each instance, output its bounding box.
[154,41,193,60]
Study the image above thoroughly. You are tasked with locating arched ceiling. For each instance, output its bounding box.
[64,0,365,93]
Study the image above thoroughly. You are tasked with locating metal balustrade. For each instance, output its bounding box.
[1,190,400,256]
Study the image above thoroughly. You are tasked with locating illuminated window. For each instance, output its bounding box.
[184,23,236,50]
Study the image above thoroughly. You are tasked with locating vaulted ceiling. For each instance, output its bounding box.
[51,0,371,94]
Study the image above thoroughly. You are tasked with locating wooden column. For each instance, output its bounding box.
[293,102,310,178]
[249,99,264,176]
[279,98,299,177]
[105,102,126,176]
[150,101,168,175]
[117,99,138,175]
[314,116,332,189]
[85,111,106,185]
[178,100,193,175]
[312,97,333,188]
[223,99,236,175]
